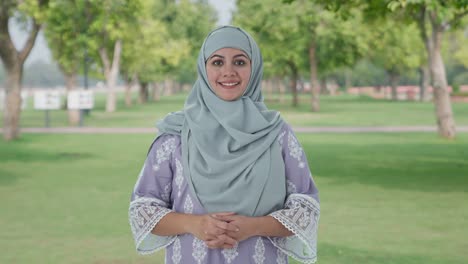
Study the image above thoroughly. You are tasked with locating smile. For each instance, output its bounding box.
[219,82,240,88]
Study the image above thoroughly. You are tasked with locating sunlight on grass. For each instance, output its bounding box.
[1,133,467,263]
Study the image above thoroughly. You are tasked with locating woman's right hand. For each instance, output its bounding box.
[189,212,239,249]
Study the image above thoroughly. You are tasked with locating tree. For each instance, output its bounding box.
[167,0,217,86]
[235,0,308,107]
[237,0,366,110]
[44,0,89,125]
[394,0,467,138]
[295,0,467,138]
[119,0,214,104]
[85,0,142,113]
[367,19,423,100]
[0,0,49,140]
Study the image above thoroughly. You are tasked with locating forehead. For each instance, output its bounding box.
[208,48,249,59]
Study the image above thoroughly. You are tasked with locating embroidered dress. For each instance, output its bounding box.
[129,124,320,263]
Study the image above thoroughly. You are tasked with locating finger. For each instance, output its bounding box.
[225,231,241,240]
[214,220,239,232]
[219,234,238,245]
[211,212,236,218]
[222,243,235,249]
[225,222,240,232]
[212,214,236,221]
[205,239,224,249]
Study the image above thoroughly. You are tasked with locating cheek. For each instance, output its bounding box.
[241,69,251,85]
[206,69,218,87]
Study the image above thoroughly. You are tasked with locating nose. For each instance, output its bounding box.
[221,63,236,77]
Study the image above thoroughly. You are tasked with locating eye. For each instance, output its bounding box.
[211,60,223,66]
[234,59,247,66]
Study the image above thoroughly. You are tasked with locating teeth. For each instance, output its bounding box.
[221,82,238,86]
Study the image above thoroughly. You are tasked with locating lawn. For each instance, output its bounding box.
[4,92,468,128]
[1,133,467,264]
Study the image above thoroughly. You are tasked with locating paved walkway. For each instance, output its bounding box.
[2,126,467,134]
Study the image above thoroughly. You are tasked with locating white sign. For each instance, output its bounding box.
[0,91,28,110]
[34,90,61,110]
[68,90,94,109]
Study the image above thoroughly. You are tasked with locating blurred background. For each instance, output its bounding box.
[1,0,467,263]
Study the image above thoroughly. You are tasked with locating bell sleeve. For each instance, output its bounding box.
[268,124,320,264]
[128,134,179,255]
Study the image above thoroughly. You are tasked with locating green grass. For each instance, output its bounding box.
[4,92,468,128]
[1,133,467,263]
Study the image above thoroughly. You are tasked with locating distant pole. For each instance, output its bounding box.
[83,0,90,116]
[83,46,90,116]
[45,110,50,127]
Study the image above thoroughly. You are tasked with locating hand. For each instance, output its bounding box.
[212,214,258,242]
[189,212,239,248]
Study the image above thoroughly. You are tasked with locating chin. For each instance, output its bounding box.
[218,93,241,101]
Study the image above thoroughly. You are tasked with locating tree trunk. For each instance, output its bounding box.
[289,65,298,107]
[418,8,456,138]
[3,65,22,140]
[309,41,320,112]
[345,69,352,91]
[152,82,161,101]
[64,72,80,126]
[266,79,273,100]
[418,64,430,101]
[124,81,133,107]
[139,82,149,103]
[124,73,136,107]
[99,39,122,113]
[164,78,173,96]
[389,71,399,101]
[320,78,327,95]
[430,31,456,138]
[0,13,41,140]
[279,78,286,103]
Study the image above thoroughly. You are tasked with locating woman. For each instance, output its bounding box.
[129,25,320,264]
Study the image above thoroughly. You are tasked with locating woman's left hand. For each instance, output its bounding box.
[212,214,258,242]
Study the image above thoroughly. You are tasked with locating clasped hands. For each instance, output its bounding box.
[192,212,256,249]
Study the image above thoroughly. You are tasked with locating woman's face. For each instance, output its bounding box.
[206,48,251,101]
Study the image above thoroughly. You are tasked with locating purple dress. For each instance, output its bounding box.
[129,123,320,263]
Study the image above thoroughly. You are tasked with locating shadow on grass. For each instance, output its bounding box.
[303,138,468,193]
[0,146,94,163]
[313,242,463,264]
[0,139,94,186]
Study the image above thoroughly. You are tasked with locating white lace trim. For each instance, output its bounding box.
[269,194,320,263]
[152,137,177,171]
[128,197,175,255]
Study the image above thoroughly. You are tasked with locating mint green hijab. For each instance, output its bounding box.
[157,26,286,217]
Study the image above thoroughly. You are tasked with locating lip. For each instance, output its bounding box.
[218,81,240,89]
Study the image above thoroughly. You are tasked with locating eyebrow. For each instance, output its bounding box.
[208,54,249,61]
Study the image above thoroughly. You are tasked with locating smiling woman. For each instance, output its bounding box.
[128,26,320,264]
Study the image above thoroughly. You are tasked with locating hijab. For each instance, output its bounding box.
[157,26,286,217]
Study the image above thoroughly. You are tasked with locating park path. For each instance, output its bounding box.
[2,126,468,134]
